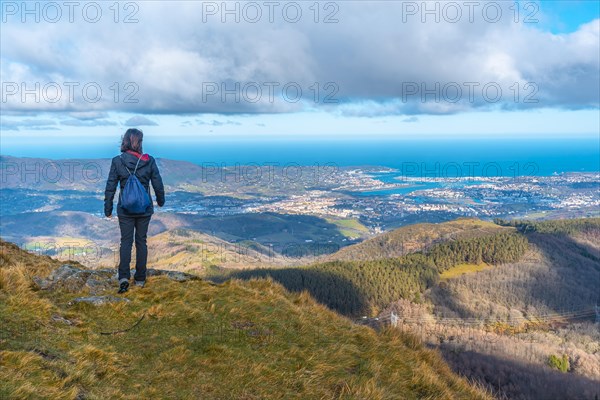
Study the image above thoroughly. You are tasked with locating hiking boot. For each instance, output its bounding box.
[118,280,129,294]
[134,280,145,288]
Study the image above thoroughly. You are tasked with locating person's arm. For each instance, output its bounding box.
[151,158,165,207]
[104,158,118,217]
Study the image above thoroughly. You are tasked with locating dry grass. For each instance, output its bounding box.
[439,263,490,281]
[0,239,491,400]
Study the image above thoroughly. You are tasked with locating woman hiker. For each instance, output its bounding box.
[104,128,165,293]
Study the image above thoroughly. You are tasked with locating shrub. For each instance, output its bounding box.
[547,354,570,373]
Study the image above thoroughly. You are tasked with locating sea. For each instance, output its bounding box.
[3,137,599,178]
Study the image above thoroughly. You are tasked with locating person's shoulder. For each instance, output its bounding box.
[111,154,123,162]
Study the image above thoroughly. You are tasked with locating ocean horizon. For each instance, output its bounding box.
[1,137,598,177]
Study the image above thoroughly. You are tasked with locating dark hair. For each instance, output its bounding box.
[121,128,143,153]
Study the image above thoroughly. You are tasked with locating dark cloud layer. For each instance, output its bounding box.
[1,2,598,116]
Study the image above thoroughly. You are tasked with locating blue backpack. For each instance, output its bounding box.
[119,155,151,214]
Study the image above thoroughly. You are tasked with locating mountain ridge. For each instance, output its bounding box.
[0,239,491,399]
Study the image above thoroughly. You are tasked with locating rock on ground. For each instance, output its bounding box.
[68,296,131,306]
[33,264,200,295]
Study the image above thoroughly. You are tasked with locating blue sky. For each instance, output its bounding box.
[1,0,599,146]
[538,0,600,32]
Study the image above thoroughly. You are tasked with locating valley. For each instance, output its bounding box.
[1,155,598,273]
[227,218,600,399]
[1,155,599,399]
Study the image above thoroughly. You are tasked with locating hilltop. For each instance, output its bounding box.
[0,240,490,399]
[231,219,528,317]
[227,218,600,399]
[321,218,514,262]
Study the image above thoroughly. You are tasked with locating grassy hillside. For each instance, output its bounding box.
[322,218,513,262]
[429,218,600,321]
[2,210,356,271]
[224,217,600,398]
[146,228,295,273]
[179,212,356,256]
[325,218,370,239]
[391,218,600,399]
[230,227,528,317]
[3,212,332,271]
[0,240,490,400]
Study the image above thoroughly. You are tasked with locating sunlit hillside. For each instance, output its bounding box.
[0,240,490,399]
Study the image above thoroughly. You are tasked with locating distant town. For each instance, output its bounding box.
[159,169,600,232]
[1,157,598,250]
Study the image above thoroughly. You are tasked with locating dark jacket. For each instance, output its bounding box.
[104,151,165,217]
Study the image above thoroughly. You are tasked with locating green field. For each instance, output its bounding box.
[439,263,491,280]
[325,218,370,238]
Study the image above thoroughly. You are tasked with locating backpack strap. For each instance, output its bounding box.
[133,154,142,174]
[120,153,143,175]
[119,155,132,175]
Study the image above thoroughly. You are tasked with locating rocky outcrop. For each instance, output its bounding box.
[33,264,200,295]
[68,296,131,306]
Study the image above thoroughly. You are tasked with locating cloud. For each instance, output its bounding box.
[61,119,117,127]
[196,119,241,126]
[0,118,58,131]
[403,117,419,123]
[68,111,110,120]
[124,116,158,126]
[0,3,597,116]
[27,126,61,131]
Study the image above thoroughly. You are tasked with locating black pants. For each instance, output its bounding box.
[118,215,152,282]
